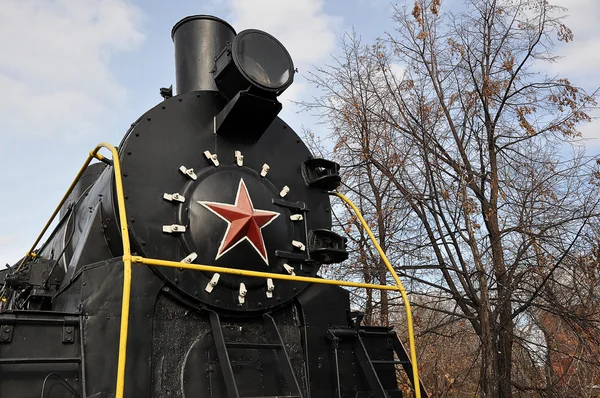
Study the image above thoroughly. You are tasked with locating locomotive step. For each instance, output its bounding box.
[225,341,282,350]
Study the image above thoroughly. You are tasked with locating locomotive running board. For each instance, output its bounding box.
[208,310,304,398]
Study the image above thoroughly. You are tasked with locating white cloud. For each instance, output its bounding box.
[541,1,600,152]
[548,1,600,81]
[0,0,144,137]
[226,0,343,104]
[389,63,406,80]
[578,110,600,152]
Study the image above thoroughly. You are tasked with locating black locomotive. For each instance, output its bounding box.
[0,15,425,398]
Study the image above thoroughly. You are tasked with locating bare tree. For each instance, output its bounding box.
[302,0,600,396]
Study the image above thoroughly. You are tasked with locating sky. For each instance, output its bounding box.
[0,0,599,266]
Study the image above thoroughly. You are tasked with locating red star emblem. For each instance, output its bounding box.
[198,179,280,265]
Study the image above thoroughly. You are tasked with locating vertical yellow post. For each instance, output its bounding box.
[95,143,134,398]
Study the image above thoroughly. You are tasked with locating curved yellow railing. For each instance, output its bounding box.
[17,143,423,398]
[330,192,421,398]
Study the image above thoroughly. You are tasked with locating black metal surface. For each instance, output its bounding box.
[0,357,81,364]
[263,313,303,398]
[172,15,236,93]
[215,90,282,141]
[307,229,348,264]
[210,310,241,398]
[296,283,350,396]
[353,334,388,398]
[40,372,81,398]
[0,312,82,397]
[301,158,341,190]
[225,341,282,349]
[59,162,107,218]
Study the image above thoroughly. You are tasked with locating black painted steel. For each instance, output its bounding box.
[0,357,81,364]
[59,162,106,218]
[225,341,282,349]
[210,310,241,398]
[263,313,304,397]
[353,334,388,398]
[40,373,81,398]
[215,90,283,140]
[172,15,236,93]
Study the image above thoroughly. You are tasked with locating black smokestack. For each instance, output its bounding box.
[171,15,236,94]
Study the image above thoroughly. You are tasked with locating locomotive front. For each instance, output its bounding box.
[0,15,423,398]
[116,16,346,314]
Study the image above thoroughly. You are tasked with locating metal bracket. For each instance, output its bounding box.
[180,252,198,264]
[308,229,348,264]
[205,273,220,293]
[179,165,197,180]
[275,250,308,262]
[266,278,275,298]
[261,163,270,177]
[292,240,306,251]
[162,224,186,233]
[301,158,341,190]
[283,263,295,276]
[272,198,308,212]
[204,150,220,167]
[235,150,243,166]
[279,185,290,197]
[0,324,13,343]
[238,283,247,304]
[62,324,75,344]
[163,192,185,203]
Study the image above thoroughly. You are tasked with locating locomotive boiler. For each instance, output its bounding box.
[0,15,427,398]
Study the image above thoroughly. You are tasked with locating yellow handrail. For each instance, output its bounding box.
[330,192,422,398]
[108,142,133,398]
[18,142,423,398]
[17,149,101,271]
[132,256,399,290]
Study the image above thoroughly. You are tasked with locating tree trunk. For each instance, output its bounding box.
[379,263,389,326]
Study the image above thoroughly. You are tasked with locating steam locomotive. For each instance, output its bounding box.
[0,15,425,398]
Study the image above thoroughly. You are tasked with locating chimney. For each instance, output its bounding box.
[171,15,236,94]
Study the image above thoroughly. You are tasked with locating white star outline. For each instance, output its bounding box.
[198,178,280,265]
